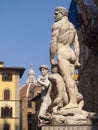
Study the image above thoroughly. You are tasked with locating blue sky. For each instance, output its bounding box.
[0,0,71,86]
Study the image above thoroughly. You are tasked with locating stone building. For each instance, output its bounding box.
[20,64,41,130]
[0,61,25,130]
[76,0,98,113]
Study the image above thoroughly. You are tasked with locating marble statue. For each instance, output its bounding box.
[48,64,68,112]
[37,65,52,126]
[50,6,81,109]
[37,6,97,126]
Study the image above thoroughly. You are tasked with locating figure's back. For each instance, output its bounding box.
[57,17,76,46]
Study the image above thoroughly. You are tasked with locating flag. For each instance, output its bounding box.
[68,0,83,29]
[83,0,98,18]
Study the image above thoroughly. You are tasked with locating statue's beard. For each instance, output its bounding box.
[55,17,62,22]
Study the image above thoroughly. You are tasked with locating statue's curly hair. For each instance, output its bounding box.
[55,6,68,16]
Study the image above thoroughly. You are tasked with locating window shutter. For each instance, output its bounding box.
[1,107,4,117]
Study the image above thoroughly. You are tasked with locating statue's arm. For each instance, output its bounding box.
[73,33,81,69]
[37,77,50,88]
[50,24,59,65]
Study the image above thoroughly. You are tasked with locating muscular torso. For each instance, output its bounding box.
[52,17,77,62]
[52,17,76,46]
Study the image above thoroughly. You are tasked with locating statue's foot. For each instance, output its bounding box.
[61,103,78,109]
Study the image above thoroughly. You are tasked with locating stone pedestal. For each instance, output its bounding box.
[42,125,98,130]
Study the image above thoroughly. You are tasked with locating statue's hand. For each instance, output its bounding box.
[53,97,61,104]
[75,61,81,69]
[37,76,45,85]
[50,58,57,65]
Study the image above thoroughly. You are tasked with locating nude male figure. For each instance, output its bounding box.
[48,64,68,112]
[50,6,81,109]
[37,65,52,125]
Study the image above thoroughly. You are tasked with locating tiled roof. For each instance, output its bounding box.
[20,83,35,99]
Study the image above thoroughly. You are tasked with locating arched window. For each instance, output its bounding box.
[1,107,12,117]
[3,123,10,130]
[4,107,9,117]
[4,90,10,100]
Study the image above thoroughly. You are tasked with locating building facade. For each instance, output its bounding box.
[77,0,98,113]
[20,64,41,130]
[0,61,25,130]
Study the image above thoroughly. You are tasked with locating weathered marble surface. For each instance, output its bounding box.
[42,125,98,130]
[37,6,97,126]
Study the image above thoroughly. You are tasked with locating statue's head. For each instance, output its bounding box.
[39,65,49,71]
[39,65,50,76]
[55,6,68,16]
[51,64,60,74]
[54,6,68,22]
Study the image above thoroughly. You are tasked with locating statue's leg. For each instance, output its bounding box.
[59,59,78,109]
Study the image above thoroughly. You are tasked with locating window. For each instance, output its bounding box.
[4,90,10,100]
[28,113,37,129]
[28,112,32,120]
[2,73,12,81]
[3,123,10,130]
[1,107,12,117]
[28,100,32,108]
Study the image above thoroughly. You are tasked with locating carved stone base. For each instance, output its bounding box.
[51,107,97,125]
[52,115,90,125]
[38,107,98,126]
[42,125,98,130]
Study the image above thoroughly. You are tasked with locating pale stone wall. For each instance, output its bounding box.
[0,101,20,117]
[42,125,98,130]
[0,68,22,130]
[0,119,20,130]
[21,97,35,130]
[14,73,20,118]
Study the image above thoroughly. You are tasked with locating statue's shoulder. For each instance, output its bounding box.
[69,21,76,30]
[52,21,62,30]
